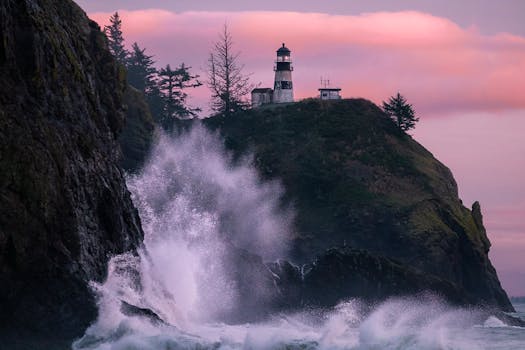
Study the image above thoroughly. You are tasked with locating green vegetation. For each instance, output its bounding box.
[104,12,128,65]
[127,42,157,94]
[382,92,419,131]
[203,98,496,288]
[103,12,201,131]
[158,63,202,131]
[205,98,433,259]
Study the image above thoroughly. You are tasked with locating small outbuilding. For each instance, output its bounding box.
[251,88,274,108]
[319,87,342,100]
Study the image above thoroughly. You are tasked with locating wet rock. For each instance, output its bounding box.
[300,247,469,307]
[267,259,303,307]
[120,301,166,325]
[0,0,143,346]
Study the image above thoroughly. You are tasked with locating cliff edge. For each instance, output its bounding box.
[0,0,143,346]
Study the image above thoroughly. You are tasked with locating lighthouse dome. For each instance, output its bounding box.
[277,43,291,55]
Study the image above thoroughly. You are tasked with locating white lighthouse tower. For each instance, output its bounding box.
[273,43,294,103]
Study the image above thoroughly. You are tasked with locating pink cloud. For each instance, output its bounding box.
[90,10,525,115]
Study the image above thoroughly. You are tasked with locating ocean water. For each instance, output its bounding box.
[74,299,525,350]
[74,127,525,349]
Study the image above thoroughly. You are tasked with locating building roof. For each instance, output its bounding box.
[318,88,342,91]
[252,88,273,93]
[277,43,291,55]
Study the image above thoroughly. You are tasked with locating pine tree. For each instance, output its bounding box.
[127,42,157,94]
[157,63,202,130]
[104,12,128,65]
[382,93,419,131]
[207,24,253,116]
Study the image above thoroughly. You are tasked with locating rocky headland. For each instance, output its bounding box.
[205,99,513,313]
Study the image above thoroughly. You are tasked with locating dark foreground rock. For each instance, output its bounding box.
[0,0,143,346]
[118,86,155,173]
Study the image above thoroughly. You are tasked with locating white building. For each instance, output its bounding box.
[319,87,342,100]
[251,88,273,108]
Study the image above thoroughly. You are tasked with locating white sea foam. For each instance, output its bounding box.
[483,316,508,328]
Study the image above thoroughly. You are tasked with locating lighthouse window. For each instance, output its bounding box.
[281,81,292,89]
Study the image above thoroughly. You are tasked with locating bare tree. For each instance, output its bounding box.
[207,24,253,116]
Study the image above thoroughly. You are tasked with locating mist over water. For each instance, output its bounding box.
[74,126,525,349]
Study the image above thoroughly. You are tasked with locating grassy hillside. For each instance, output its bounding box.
[204,98,512,311]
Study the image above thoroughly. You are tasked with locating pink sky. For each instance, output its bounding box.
[88,8,525,295]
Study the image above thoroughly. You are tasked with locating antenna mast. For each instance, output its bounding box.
[320,76,330,88]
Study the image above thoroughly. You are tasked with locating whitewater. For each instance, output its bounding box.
[73,126,525,350]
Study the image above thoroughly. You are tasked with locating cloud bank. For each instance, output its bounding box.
[90,9,525,115]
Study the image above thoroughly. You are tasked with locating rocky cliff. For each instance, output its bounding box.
[0,0,143,346]
[205,98,513,312]
[118,86,155,173]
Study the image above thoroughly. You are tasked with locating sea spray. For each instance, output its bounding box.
[123,125,294,322]
[129,125,293,261]
[74,125,294,348]
[74,126,525,349]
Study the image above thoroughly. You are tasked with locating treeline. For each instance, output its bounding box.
[104,12,201,132]
[104,13,255,130]
[104,12,421,134]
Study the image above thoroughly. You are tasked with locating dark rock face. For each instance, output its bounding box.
[299,247,469,307]
[265,247,470,307]
[0,0,143,345]
[205,99,513,312]
[265,247,472,309]
[214,244,525,327]
[118,86,155,173]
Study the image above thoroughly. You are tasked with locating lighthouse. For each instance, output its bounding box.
[273,43,294,103]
